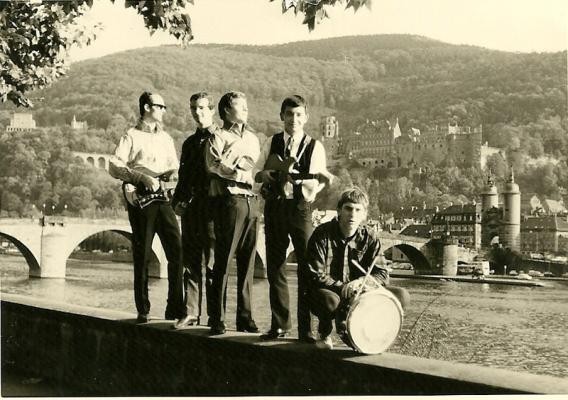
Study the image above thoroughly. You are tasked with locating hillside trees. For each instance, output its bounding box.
[1,0,372,107]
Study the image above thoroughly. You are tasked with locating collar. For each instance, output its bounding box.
[135,118,162,133]
[283,131,305,144]
[196,123,219,136]
[223,121,254,135]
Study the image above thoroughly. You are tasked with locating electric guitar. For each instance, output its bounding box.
[122,168,177,209]
[261,153,334,200]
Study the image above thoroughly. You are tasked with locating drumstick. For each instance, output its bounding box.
[352,259,377,300]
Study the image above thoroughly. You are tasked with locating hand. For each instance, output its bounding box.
[257,170,276,183]
[174,201,188,216]
[139,175,160,192]
[341,279,363,299]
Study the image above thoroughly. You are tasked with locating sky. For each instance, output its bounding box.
[70,0,568,62]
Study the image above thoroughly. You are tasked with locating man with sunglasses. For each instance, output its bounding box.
[109,91,184,324]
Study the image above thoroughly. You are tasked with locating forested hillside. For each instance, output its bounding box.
[0,34,566,217]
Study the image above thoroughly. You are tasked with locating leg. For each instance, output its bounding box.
[210,196,241,325]
[235,196,258,325]
[127,202,158,316]
[264,200,292,331]
[155,203,184,319]
[308,288,340,337]
[384,285,410,310]
[289,201,314,337]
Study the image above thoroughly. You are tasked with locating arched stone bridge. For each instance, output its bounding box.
[0,218,476,279]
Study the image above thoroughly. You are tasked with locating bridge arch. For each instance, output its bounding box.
[0,232,40,275]
[383,243,431,270]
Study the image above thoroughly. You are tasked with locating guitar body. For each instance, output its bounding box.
[261,154,333,200]
[122,168,177,209]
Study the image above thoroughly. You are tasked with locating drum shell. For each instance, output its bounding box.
[338,287,404,354]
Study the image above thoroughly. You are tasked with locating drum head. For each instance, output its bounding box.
[346,289,403,354]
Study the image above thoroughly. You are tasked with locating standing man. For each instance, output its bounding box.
[255,95,330,342]
[109,91,184,323]
[306,187,410,349]
[172,92,218,329]
[205,91,261,335]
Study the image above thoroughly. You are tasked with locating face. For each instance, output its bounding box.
[190,97,214,128]
[224,97,248,124]
[145,94,167,123]
[338,202,367,234]
[281,105,308,136]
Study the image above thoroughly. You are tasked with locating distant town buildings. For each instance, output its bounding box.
[431,203,482,249]
[6,113,36,132]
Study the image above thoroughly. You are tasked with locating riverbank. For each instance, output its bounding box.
[391,273,549,287]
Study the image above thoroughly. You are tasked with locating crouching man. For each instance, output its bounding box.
[305,187,410,349]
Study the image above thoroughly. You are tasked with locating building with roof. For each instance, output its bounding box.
[341,120,485,169]
[6,113,36,132]
[431,203,482,249]
[521,215,568,255]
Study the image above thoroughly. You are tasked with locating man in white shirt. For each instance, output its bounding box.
[109,91,184,324]
[205,91,261,335]
[255,95,329,341]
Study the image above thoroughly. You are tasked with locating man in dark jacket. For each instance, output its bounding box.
[306,187,410,349]
[172,92,218,329]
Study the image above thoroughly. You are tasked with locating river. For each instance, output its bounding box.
[1,254,567,379]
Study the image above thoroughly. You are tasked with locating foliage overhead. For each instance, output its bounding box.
[0,0,371,107]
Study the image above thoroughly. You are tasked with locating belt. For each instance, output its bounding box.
[231,193,257,199]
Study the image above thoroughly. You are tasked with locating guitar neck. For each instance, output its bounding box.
[288,173,319,180]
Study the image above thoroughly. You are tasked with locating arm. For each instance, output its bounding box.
[205,132,248,184]
[172,138,191,207]
[255,138,276,183]
[306,229,344,294]
[366,236,389,286]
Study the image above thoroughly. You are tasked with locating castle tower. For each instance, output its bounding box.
[500,168,521,251]
[320,116,339,157]
[480,170,498,212]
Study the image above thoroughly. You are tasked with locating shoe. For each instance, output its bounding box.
[136,314,148,324]
[173,315,198,330]
[315,336,334,350]
[260,328,290,340]
[210,321,226,335]
[236,319,260,333]
[298,331,317,344]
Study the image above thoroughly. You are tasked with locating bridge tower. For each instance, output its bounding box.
[480,170,498,211]
[480,171,501,247]
[441,222,458,276]
[500,168,521,252]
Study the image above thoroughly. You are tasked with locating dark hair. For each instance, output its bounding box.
[218,91,246,122]
[139,91,153,116]
[280,94,308,115]
[190,92,215,108]
[337,187,369,210]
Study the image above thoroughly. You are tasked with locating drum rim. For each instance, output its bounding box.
[345,289,404,354]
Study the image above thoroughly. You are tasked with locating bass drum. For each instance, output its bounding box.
[340,287,404,355]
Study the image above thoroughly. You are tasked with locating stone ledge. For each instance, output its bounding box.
[1,293,567,395]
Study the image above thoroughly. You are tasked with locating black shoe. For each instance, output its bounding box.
[236,319,260,333]
[260,328,290,340]
[136,314,149,324]
[173,315,198,330]
[298,331,317,344]
[210,321,226,335]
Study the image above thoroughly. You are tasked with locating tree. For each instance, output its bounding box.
[1,0,372,107]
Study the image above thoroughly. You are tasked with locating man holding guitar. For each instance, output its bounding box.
[109,91,184,324]
[256,95,332,342]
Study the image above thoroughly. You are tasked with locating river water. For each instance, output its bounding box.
[1,254,567,379]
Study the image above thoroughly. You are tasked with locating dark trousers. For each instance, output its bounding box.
[264,199,313,334]
[180,196,215,321]
[210,195,258,324]
[309,285,410,337]
[127,201,184,319]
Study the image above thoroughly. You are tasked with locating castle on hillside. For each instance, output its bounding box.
[319,116,502,169]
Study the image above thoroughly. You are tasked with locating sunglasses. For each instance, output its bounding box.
[151,103,167,110]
